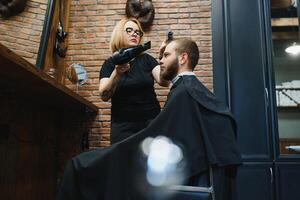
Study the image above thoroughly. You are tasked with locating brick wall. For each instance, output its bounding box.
[66,0,212,147]
[0,0,48,65]
[0,0,212,148]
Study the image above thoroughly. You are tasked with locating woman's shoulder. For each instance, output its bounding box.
[102,57,114,68]
[136,53,158,64]
[100,57,115,78]
[135,52,153,59]
[103,56,113,64]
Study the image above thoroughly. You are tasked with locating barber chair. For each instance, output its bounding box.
[167,166,230,200]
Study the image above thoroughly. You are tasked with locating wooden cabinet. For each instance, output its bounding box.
[0,43,98,200]
[212,0,300,199]
[234,164,274,200]
[275,164,300,200]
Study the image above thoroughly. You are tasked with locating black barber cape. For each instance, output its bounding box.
[57,75,242,200]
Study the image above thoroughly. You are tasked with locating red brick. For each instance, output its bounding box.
[1,0,213,147]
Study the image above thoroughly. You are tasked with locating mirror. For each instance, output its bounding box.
[66,63,88,85]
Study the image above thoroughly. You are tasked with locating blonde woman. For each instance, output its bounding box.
[99,18,169,144]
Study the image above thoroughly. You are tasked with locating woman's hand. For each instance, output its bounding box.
[159,41,167,60]
[116,63,130,75]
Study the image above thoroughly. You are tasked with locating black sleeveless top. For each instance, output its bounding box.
[99,53,160,122]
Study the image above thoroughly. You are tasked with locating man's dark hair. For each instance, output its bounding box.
[173,38,199,70]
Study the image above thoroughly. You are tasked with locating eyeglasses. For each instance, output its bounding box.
[124,27,143,37]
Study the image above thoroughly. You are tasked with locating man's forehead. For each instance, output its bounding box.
[165,41,177,52]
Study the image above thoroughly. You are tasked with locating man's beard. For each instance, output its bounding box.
[161,59,179,81]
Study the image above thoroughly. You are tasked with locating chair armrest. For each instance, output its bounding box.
[168,185,213,193]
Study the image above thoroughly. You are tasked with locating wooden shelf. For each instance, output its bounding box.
[276,87,300,90]
[271,17,298,27]
[280,138,300,155]
[277,106,300,112]
[0,43,98,113]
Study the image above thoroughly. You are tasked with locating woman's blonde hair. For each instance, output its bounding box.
[110,18,144,53]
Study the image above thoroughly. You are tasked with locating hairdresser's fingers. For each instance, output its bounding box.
[159,48,165,60]
[122,64,130,72]
[159,41,167,52]
[159,41,167,60]
[116,64,130,74]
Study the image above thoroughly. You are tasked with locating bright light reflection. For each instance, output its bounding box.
[285,43,300,55]
[141,137,154,156]
[146,170,167,187]
[168,144,183,164]
[141,136,185,187]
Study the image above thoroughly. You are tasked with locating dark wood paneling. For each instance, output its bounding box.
[229,0,271,160]
[213,0,272,161]
[276,163,300,200]
[234,163,274,200]
[0,42,97,200]
[212,0,300,200]
[0,97,89,200]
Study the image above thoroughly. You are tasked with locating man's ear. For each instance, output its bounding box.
[179,52,188,65]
